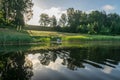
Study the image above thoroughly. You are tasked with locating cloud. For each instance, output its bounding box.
[42,7,66,19]
[27,6,66,25]
[102,5,115,11]
[86,9,95,14]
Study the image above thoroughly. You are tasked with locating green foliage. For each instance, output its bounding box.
[66,8,83,32]
[76,25,88,33]
[0,0,33,29]
[0,11,5,27]
[39,14,57,27]
[100,25,110,35]
[39,13,50,27]
[38,8,120,35]
[31,36,50,42]
[59,13,67,27]
[50,15,57,27]
[87,23,96,34]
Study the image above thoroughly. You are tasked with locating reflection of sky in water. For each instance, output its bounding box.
[26,52,120,80]
[103,66,113,74]
[116,63,120,71]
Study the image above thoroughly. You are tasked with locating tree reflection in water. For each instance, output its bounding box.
[38,51,57,65]
[38,50,78,70]
[0,51,33,80]
[36,46,120,71]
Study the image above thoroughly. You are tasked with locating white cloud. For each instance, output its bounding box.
[86,9,95,14]
[102,5,115,11]
[42,7,66,19]
[27,6,66,25]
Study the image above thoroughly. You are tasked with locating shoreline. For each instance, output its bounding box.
[0,29,120,45]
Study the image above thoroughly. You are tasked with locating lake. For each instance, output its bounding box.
[0,42,120,80]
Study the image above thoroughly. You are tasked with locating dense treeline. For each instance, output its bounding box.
[0,0,33,30]
[39,8,120,35]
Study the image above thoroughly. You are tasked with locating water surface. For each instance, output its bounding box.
[0,42,120,80]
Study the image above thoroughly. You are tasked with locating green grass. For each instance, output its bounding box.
[64,35,120,42]
[0,29,120,45]
[0,28,32,45]
[27,30,120,42]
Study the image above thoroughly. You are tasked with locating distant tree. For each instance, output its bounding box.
[67,8,75,28]
[49,15,57,27]
[59,13,67,27]
[80,12,88,25]
[88,11,107,34]
[107,13,120,34]
[39,13,50,27]
[73,10,82,26]
[87,23,97,34]
[76,24,88,33]
[67,8,82,32]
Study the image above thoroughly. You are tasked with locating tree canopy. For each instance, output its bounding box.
[0,0,33,30]
[39,14,57,27]
[39,8,120,35]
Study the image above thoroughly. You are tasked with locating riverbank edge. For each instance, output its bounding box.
[0,29,120,45]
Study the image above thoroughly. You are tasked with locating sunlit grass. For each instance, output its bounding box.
[63,36,89,41]
[27,30,84,37]
[28,30,120,42]
[27,30,62,36]
[0,29,120,45]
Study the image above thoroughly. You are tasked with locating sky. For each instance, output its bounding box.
[27,0,120,25]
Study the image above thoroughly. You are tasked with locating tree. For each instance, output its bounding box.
[80,12,88,25]
[39,13,50,27]
[14,0,33,30]
[87,23,96,34]
[15,11,25,30]
[88,11,107,34]
[107,13,120,34]
[59,13,67,27]
[1,0,33,29]
[49,15,57,27]
[0,0,2,9]
[76,24,88,33]
[67,8,82,32]
[0,11,5,27]
[67,8,75,27]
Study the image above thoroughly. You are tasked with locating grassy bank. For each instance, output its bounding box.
[27,30,120,42]
[0,29,120,45]
[0,29,33,45]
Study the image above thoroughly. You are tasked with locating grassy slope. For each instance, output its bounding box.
[27,30,120,41]
[0,29,32,45]
[0,28,120,45]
